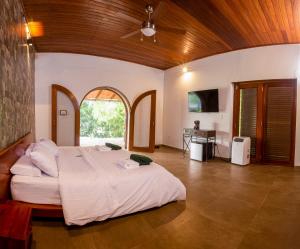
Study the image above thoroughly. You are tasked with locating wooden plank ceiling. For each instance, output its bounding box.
[22,0,300,69]
[85,89,121,101]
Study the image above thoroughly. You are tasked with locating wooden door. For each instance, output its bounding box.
[233,79,296,166]
[51,84,80,146]
[129,90,156,152]
[262,81,297,165]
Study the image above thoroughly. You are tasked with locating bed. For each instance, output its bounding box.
[1,134,186,225]
[0,133,63,217]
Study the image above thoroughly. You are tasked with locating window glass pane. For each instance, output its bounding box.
[239,88,257,156]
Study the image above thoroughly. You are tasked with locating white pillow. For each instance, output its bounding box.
[25,143,36,157]
[30,144,59,177]
[38,138,59,156]
[11,155,42,177]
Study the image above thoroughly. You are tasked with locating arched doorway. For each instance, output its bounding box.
[80,87,130,148]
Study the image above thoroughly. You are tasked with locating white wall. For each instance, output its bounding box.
[163,45,300,166]
[35,46,300,165]
[35,53,164,145]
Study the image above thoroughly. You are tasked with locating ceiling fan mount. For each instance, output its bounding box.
[145,4,154,15]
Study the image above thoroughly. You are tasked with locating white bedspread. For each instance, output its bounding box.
[11,174,61,205]
[58,147,186,226]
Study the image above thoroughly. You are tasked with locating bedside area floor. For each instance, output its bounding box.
[31,147,300,249]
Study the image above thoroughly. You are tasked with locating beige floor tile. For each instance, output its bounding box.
[31,147,300,249]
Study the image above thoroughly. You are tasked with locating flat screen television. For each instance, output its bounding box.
[188,89,219,112]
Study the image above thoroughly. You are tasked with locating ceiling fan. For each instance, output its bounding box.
[118,1,186,43]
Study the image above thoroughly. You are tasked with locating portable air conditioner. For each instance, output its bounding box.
[231,137,251,166]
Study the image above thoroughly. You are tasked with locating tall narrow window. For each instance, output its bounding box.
[239,88,257,157]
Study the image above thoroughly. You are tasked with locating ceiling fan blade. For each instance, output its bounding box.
[115,12,141,25]
[156,25,186,35]
[152,1,167,21]
[121,29,140,39]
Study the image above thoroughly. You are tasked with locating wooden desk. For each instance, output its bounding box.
[192,129,216,139]
[183,129,216,161]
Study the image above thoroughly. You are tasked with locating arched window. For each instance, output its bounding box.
[80,87,130,148]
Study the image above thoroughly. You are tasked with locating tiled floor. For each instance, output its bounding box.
[31,147,300,249]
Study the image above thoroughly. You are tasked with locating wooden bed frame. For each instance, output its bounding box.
[0,133,63,218]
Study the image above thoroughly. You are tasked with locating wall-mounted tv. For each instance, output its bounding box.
[188,89,219,112]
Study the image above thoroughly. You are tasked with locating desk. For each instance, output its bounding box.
[183,129,216,161]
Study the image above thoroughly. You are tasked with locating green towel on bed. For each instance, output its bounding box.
[130,154,153,166]
[105,143,122,150]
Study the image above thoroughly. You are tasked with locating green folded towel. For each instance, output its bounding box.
[105,143,122,150]
[130,154,153,166]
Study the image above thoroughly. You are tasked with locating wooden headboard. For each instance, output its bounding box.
[0,133,33,201]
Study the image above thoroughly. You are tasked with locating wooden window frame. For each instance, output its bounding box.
[51,84,80,146]
[52,84,156,151]
[129,90,156,153]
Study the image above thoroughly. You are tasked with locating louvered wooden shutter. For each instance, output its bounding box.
[263,86,294,162]
[239,88,257,156]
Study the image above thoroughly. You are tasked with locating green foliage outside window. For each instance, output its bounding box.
[80,100,125,138]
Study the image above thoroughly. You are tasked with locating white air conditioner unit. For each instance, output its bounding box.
[231,137,251,166]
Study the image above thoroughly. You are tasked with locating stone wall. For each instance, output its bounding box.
[0,0,35,150]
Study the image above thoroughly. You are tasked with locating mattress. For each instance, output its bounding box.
[11,174,61,205]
